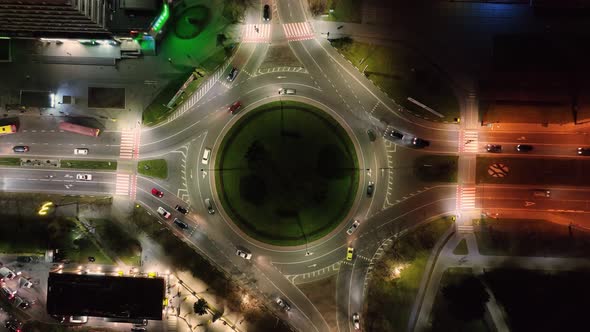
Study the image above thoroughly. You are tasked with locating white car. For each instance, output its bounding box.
[157,207,171,219]
[69,316,88,324]
[346,220,360,235]
[202,148,211,165]
[276,297,291,311]
[352,313,360,330]
[76,174,92,181]
[74,148,89,155]
[236,249,252,260]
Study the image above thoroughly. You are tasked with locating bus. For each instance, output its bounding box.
[58,122,100,137]
[0,124,17,135]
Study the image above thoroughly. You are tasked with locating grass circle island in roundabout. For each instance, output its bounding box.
[215,101,359,246]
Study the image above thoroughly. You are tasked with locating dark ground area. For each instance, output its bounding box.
[87,87,125,109]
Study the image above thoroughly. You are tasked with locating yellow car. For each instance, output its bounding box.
[346,247,354,261]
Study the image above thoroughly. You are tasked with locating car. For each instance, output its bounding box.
[367,181,374,196]
[532,189,551,198]
[157,206,171,219]
[386,129,404,140]
[76,174,92,181]
[236,249,252,260]
[346,247,354,261]
[263,4,270,21]
[1,286,15,300]
[278,88,296,95]
[205,198,215,214]
[175,205,189,214]
[227,67,238,82]
[578,147,590,156]
[346,220,360,235]
[229,101,242,115]
[486,144,502,153]
[12,145,29,153]
[276,297,291,311]
[13,296,30,310]
[68,316,88,324]
[411,137,430,148]
[516,144,533,152]
[173,218,189,229]
[202,148,211,165]
[352,313,360,330]
[74,148,88,155]
[367,129,376,142]
[151,188,164,198]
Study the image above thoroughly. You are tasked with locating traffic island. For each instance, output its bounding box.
[138,159,168,179]
[214,101,359,246]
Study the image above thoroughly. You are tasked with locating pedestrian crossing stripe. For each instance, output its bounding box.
[461,130,479,153]
[242,23,272,43]
[282,22,314,41]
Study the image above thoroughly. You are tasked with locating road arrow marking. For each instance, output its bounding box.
[525,201,535,207]
[202,171,207,179]
[307,264,317,268]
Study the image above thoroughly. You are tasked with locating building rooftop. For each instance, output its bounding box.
[47,272,165,320]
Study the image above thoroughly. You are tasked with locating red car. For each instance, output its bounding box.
[228,101,242,115]
[151,188,164,198]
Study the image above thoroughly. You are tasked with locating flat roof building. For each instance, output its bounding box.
[47,272,165,320]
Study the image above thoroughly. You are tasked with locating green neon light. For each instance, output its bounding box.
[152,3,169,33]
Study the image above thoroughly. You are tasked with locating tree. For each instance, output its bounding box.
[193,298,209,315]
[216,33,227,47]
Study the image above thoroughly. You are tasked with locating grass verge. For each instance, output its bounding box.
[321,0,362,22]
[365,217,453,332]
[330,38,459,122]
[453,239,468,255]
[142,68,208,126]
[0,157,20,166]
[138,159,168,179]
[413,155,458,182]
[475,218,590,257]
[89,218,142,265]
[61,160,117,170]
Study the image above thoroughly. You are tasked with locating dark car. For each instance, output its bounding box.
[386,129,404,140]
[516,144,533,152]
[263,4,270,21]
[486,144,502,153]
[87,256,95,262]
[411,137,430,148]
[229,101,242,115]
[227,67,238,82]
[367,181,374,196]
[151,188,164,198]
[175,205,189,215]
[173,218,188,229]
[13,146,29,153]
[578,147,590,156]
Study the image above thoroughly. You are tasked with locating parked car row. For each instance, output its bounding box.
[487,144,590,155]
[11,146,90,154]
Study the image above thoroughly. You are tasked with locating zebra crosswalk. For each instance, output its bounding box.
[119,129,140,159]
[115,173,130,196]
[461,130,479,153]
[115,173,138,200]
[457,185,476,211]
[242,23,272,43]
[282,22,314,41]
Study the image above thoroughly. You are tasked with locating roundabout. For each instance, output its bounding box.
[213,101,359,246]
